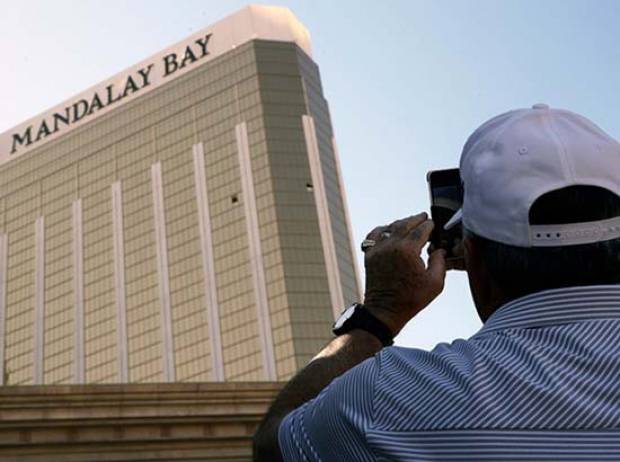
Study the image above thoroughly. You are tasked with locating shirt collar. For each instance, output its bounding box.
[475,284,620,336]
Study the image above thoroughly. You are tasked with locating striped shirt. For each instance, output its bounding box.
[279,285,620,461]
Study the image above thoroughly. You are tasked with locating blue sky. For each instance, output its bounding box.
[1,1,619,349]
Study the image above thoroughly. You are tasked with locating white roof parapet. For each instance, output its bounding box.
[0,5,311,165]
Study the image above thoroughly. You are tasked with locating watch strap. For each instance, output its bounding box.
[333,304,394,347]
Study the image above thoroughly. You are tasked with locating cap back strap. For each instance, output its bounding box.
[530,216,620,247]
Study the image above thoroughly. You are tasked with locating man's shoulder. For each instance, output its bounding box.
[377,336,488,381]
[373,321,620,432]
[372,336,503,430]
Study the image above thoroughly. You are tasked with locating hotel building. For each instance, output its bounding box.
[0,5,361,385]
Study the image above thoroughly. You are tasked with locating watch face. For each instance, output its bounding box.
[333,304,357,330]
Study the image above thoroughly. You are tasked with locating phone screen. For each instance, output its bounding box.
[427,168,463,259]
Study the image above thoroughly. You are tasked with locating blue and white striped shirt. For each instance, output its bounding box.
[279,285,620,461]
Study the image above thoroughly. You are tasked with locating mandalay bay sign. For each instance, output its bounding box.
[0,5,312,165]
[9,35,212,156]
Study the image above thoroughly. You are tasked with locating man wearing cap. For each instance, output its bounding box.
[254,105,620,461]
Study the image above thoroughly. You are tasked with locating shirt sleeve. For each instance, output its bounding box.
[278,354,381,462]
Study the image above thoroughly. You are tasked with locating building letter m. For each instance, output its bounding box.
[11,127,33,154]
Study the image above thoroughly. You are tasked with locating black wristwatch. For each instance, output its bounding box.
[332,303,394,347]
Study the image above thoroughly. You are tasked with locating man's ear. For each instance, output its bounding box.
[463,234,476,270]
[463,233,490,281]
[463,233,492,321]
[462,234,508,322]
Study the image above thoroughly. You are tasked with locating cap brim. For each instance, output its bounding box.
[443,208,463,230]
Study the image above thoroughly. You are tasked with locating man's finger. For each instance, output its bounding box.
[408,220,435,249]
[446,257,466,272]
[446,238,466,271]
[426,249,447,292]
[365,225,388,241]
[391,212,428,236]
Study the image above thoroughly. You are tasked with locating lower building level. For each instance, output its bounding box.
[0,382,282,461]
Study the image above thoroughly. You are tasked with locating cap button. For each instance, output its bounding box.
[532,103,550,110]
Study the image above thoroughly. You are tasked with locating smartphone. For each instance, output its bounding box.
[427,168,463,260]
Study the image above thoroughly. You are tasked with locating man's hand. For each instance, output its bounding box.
[363,213,447,336]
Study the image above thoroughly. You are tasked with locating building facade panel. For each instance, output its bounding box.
[297,48,361,309]
[163,151,213,380]
[253,41,358,371]
[81,151,119,384]
[3,183,38,385]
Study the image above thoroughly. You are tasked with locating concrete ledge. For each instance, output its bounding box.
[0,382,284,461]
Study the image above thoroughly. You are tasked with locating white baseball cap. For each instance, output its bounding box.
[444,104,620,247]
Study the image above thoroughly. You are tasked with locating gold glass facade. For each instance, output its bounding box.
[0,39,359,385]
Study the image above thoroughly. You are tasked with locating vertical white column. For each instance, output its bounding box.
[235,122,277,381]
[192,143,225,381]
[72,199,85,383]
[111,182,129,383]
[332,137,364,301]
[151,162,176,382]
[0,234,7,385]
[302,115,345,319]
[33,217,45,385]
